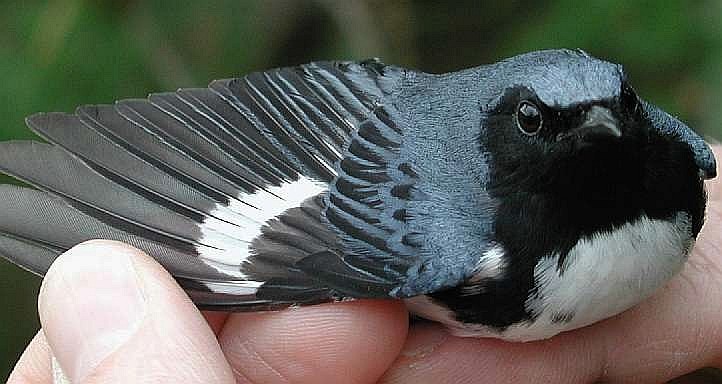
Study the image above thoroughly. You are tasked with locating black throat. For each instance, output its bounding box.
[429,132,704,329]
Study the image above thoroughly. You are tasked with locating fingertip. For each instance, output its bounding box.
[38,240,234,383]
[38,240,143,307]
[38,240,149,382]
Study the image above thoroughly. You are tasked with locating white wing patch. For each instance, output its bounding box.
[192,280,263,295]
[197,176,327,277]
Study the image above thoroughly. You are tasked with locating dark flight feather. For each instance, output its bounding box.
[0,141,208,248]
[77,104,243,203]
[0,59,419,309]
[0,185,228,282]
[0,233,62,277]
[28,112,234,224]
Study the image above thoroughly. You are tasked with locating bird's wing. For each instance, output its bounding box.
[0,60,417,309]
[294,104,428,298]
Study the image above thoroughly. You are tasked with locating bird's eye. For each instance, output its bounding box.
[516,101,543,135]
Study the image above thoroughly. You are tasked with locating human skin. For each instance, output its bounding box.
[7,146,722,384]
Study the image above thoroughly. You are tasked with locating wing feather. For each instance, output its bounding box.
[0,59,412,308]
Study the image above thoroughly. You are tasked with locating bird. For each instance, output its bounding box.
[0,48,716,342]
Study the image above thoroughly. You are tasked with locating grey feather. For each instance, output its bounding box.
[0,185,229,281]
[0,141,207,247]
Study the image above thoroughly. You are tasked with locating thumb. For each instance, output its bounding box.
[39,240,234,383]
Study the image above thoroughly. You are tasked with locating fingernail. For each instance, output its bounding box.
[39,241,147,382]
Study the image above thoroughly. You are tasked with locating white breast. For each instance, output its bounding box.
[405,212,694,341]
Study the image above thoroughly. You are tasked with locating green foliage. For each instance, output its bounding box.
[0,1,720,379]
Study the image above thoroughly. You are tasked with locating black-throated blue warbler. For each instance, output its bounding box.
[0,49,716,341]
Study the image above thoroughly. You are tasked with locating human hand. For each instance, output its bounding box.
[6,240,407,383]
[8,148,722,384]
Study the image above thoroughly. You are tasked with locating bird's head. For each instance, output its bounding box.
[481,49,715,201]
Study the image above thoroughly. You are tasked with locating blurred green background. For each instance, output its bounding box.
[1,0,721,381]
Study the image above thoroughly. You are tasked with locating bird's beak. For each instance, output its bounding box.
[561,106,621,142]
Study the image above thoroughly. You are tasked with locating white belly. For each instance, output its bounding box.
[405,212,694,341]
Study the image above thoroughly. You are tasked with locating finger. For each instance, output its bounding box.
[6,331,53,384]
[381,148,722,384]
[218,299,408,384]
[379,321,604,384]
[38,240,235,383]
[203,311,230,336]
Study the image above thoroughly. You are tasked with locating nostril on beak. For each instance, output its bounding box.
[559,106,621,142]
